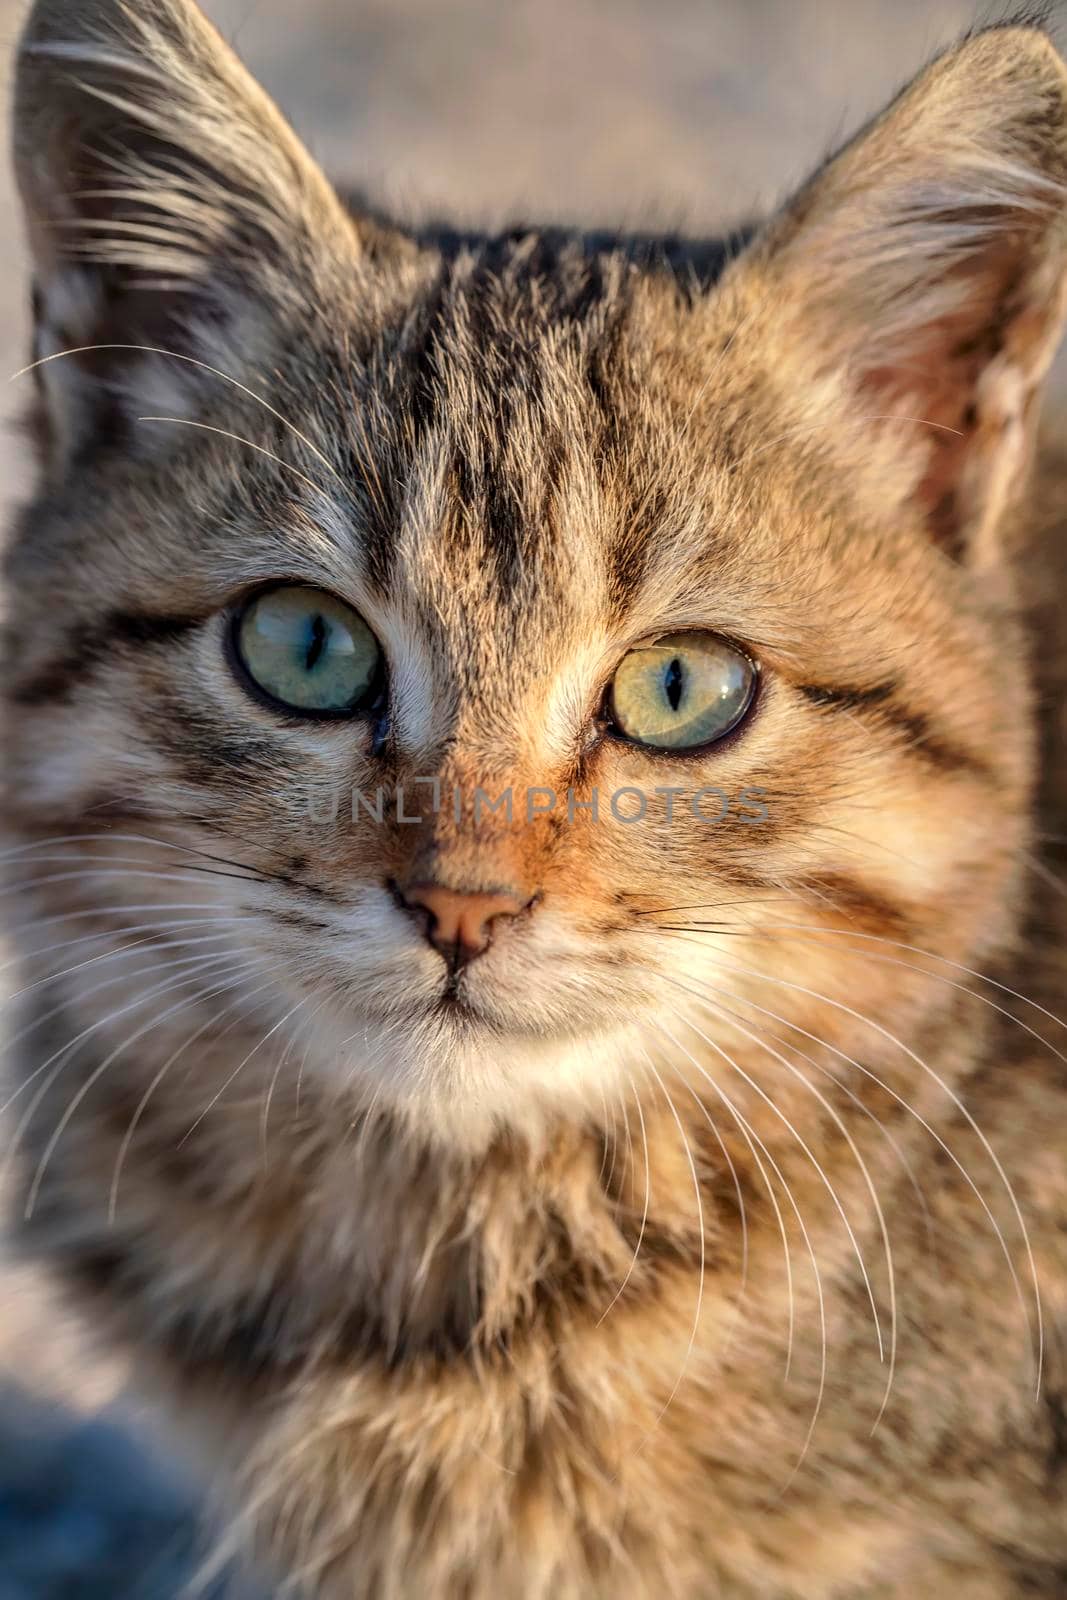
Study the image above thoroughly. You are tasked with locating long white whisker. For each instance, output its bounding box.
[1,926,245,1014]
[3,903,263,940]
[660,973,885,1368]
[177,996,311,1147]
[666,936,1040,1394]
[2,950,256,1198]
[11,343,345,487]
[111,960,289,1222]
[26,953,265,1218]
[680,982,898,1431]
[604,1088,625,1194]
[654,1031,753,1338]
[698,979,938,1318]
[260,1012,302,1164]
[731,412,961,473]
[718,952,1043,1394]
[136,417,327,499]
[649,1019,827,1483]
[0,938,244,1121]
[1,849,266,884]
[597,1073,652,1326]
[655,1017,799,1375]
[653,919,1067,1052]
[633,1047,706,1437]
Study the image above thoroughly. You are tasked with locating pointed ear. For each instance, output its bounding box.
[742,24,1067,567]
[13,0,381,474]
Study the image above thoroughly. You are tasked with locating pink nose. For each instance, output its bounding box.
[397,882,527,965]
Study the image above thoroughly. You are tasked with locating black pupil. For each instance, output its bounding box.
[305,613,328,671]
[664,656,684,712]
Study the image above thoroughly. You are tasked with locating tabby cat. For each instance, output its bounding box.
[3,2,1067,1595]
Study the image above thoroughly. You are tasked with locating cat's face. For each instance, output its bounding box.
[4,1,1067,1144]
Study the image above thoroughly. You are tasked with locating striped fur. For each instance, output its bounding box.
[4,3,1067,1595]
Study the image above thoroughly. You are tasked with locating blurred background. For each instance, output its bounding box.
[0,0,1064,1594]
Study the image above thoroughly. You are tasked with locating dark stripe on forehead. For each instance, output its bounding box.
[342,228,645,604]
[9,608,207,707]
[408,219,753,298]
[798,681,995,782]
[482,457,526,595]
[329,257,456,596]
[580,312,661,620]
[608,482,665,621]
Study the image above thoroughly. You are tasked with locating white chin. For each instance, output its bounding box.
[309,1007,637,1146]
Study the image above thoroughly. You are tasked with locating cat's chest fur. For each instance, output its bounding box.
[13,967,1067,1599]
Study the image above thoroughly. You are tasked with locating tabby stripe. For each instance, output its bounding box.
[10,609,206,707]
[797,682,994,780]
[56,1229,479,1378]
[60,1235,304,1383]
[796,870,910,937]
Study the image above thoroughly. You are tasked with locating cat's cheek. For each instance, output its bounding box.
[1,700,167,822]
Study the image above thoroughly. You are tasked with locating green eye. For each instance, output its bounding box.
[232,585,382,715]
[608,632,756,751]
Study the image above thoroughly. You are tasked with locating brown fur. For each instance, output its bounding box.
[3,3,1067,1594]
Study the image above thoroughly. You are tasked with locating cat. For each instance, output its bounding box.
[3,1,1067,1595]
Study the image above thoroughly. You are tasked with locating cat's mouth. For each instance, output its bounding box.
[410,973,537,1039]
[426,969,507,1031]
[430,989,486,1026]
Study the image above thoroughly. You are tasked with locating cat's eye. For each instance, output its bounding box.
[231,585,382,716]
[608,632,756,751]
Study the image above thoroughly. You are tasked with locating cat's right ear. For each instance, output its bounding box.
[13,0,403,475]
[725,24,1067,571]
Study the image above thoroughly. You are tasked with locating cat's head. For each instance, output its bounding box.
[4,0,1067,1145]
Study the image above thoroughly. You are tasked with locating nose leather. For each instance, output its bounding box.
[398,883,526,964]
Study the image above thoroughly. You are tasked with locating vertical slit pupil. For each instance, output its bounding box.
[665,656,684,712]
[304,613,328,671]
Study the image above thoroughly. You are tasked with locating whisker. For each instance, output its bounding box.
[731,411,962,472]
[649,1019,827,1481]
[603,1088,624,1194]
[136,417,328,499]
[662,935,1041,1394]
[11,342,345,488]
[1022,849,1067,899]
[633,1047,706,1437]
[654,1021,762,1352]
[660,972,885,1369]
[177,995,311,1147]
[719,953,1043,1392]
[112,959,291,1221]
[702,982,938,1296]
[616,1089,636,1208]
[679,982,898,1430]
[0,937,244,1120]
[1,902,265,941]
[260,1013,302,1165]
[1,865,264,899]
[6,948,259,1206]
[27,952,266,1219]
[2,926,245,1013]
[646,918,1067,1043]
[596,1074,652,1326]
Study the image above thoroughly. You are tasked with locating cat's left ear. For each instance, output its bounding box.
[13,0,403,474]
[733,24,1067,567]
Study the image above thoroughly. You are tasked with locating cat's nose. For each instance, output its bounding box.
[394,881,529,966]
